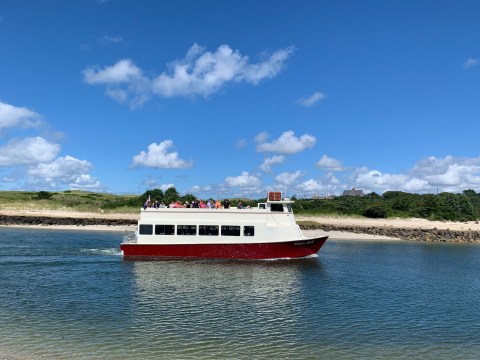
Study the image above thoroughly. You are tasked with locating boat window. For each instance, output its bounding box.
[199,225,219,236]
[286,204,292,212]
[221,225,241,236]
[244,226,255,236]
[177,225,197,235]
[155,225,175,235]
[259,203,266,209]
[271,204,284,212]
[139,224,153,235]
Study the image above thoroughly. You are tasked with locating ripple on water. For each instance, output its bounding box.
[1,231,480,359]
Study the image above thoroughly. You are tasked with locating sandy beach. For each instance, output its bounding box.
[297,215,480,241]
[5,208,478,241]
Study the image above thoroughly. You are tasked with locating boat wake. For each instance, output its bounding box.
[122,231,137,244]
[80,248,122,256]
[261,253,319,261]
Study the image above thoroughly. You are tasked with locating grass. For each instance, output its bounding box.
[0,190,139,214]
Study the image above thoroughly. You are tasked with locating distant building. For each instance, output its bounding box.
[342,188,364,196]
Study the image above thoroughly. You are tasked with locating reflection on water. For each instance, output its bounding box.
[125,259,328,359]
[1,228,480,359]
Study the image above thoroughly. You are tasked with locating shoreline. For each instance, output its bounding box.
[1,210,479,242]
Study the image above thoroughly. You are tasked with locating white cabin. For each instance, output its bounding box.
[135,195,305,245]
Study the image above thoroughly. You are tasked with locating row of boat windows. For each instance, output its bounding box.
[139,224,255,237]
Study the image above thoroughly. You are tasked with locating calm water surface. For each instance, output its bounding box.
[0,228,479,359]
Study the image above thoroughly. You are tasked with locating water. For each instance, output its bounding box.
[1,228,480,359]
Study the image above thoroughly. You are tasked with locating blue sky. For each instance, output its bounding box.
[1,0,480,198]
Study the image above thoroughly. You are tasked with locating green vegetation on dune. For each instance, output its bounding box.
[0,190,139,213]
[292,190,480,222]
[0,188,479,222]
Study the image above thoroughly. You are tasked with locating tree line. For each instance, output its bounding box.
[32,187,480,221]
[291,189,480,221]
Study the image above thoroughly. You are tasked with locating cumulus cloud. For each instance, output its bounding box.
[296,92,326,107]
[225,171,261,188]
[269,155,480,197]
[463,58,478,69]
[410,156,480,190]
[346,156,480,194]
[153,44,294,97]
[256,130,316,155]
[316,155,345,171]
[132,140,193,169]
[69,174,102,191]
[0,101,43,130]
[0,101,102,191]
[354,169,408,192]
[0,137,60,166]
[275,170,304,186]
[28,155,92,178]
[83,59,142,84]
[260,155,285,173]
[27,155,102,191]
[297,178,326,193]
[83,59,150,107]
[82,44,294,106]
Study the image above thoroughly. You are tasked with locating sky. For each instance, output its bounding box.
[1,0,480,199]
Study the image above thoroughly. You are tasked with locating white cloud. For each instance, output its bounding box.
[83,59,142,84]
[0,137,60,166]
[354,169,408,192]
[325,172,341,185]
[275,170,304,186]
[28,155,92,178]
[260,155,285,173]
[463,58,478,69]
[297,178,326,192]
[291,172,345,197]
[256,130,316,154]
[83,44,294,106]
[27,155,102,191]
[225,171,261,188]
[316,155,345,171]
[153,44,294,97]
[403,178,429,192]
[132,140,193,169]
[296,92,326,107]
[0,101,43,130]
[0,101,102,191]
[159,183,176,191]
[69,174,102,191]
[346,156,480,194]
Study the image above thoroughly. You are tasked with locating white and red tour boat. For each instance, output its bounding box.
[120,192,328,260]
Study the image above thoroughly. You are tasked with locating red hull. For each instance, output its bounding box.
[120,236,328,260]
